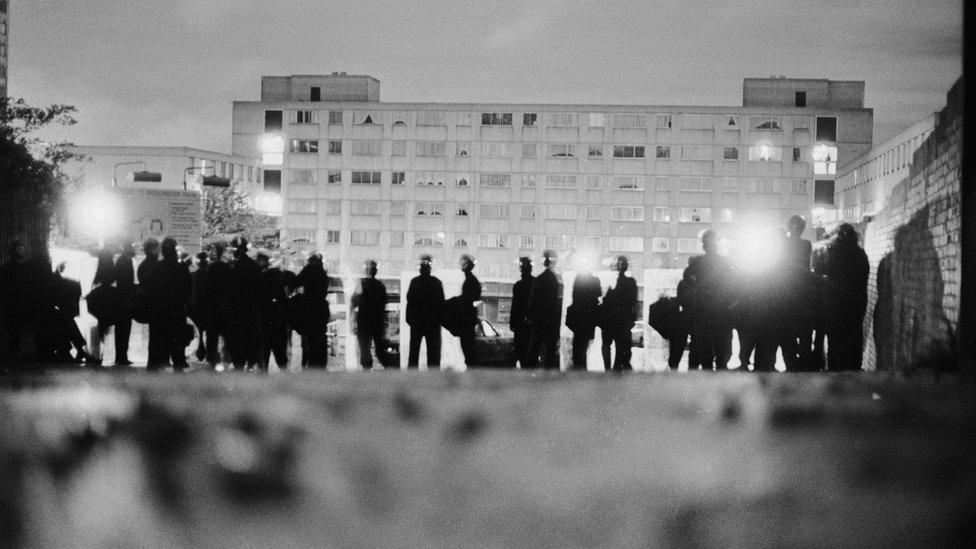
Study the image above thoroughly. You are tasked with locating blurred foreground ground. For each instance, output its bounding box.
[1,367,975,548]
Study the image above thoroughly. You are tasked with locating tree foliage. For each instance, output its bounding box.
[202,184,277,247]
[0,97,79,251]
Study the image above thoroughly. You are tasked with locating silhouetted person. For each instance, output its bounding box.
[0,239,31,361]
[456,254,481,366]
[227,237,262,371]
[204,241,232,368]
[751,228,789,372]
[525,250,562,370]
[352,259,389,369]
[189,251,210,362]
[601,255,638,372]
[257,252,289,370]
[52,262,90,363]
[568,257,601,370]
[294,253,330,368]
[778,215,816,371]
[114,242,136,366]
[146,237,190,370]
[664,272,695,369]
[87,248,118,365]
[685,230,734,371]
[819,223,870,371]
[406,254,444,368]
[136,237,160,324]
[510,256,534,368]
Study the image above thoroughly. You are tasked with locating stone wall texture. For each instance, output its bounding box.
[860,77,962,372]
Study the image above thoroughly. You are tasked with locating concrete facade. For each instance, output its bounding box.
[232,74,873,290]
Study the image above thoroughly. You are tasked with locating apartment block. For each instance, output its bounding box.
[232,74,873,284]
[834,113,938,224]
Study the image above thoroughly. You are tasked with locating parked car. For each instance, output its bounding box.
[387,318,514,367]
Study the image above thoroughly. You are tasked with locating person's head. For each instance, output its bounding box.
[143,237,160,258]
[10,239,26,262]
[787,215,807,239]
[419,254,433,275]
[542,249,558,269]
[363,259,378,277]
[196,252,208,265]
[459,254,475,272]
[701,229,719,255]
[255,252,270,270]
[307,253,323,267]
[119,241,135,257]
[518,256,532,277]
[835,223,858,247]
[210,241,227,262]
[161,237,178,260]
[230,237,249,258]
[56,261,67,274]
[615,255,629,273]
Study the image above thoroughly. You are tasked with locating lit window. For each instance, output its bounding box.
[679,207,712,223]
[351,140,382,156]
[414,233,445,247]
[612,175,645,190]
[608,237,644,252]
[749,145,782,162]
[287,200,317,214]
[549,144,576,157]
[613,113,647,128]
[545,174,578,189]
[350,230,380,245]
[812,145,838,175]
[652,237,670,253]
[679,177,712,192]
[522,144,537,158]
[520,205,537,219]
[478,234,510,248]
[478,204,511,219]
[548,113,579,127]
[750,116,782,131]
[289,139,318,154]
[653,207,670,222]
[588,113,605,127]
[656,114,672,129]
[481,142,511,157]
[261,135,284,165]
[586,206,603,220]
[416,111,446,126]
[584,175,602,189]
[290,170,315,185]
[543,204,578,220]
[390,232,404,247]
[610,206,644,221]
[350,201,381,216]
[519,235,535,249]
[391,141,407,156]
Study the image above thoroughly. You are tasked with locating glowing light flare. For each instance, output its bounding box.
[570,247,599,273]
[261,135,285,166]
[70,188,124,244]
[732,224,784,273]
[758,144,772,161]
[254,193,283,216]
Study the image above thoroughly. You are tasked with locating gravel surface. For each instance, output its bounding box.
[1,368,975,548]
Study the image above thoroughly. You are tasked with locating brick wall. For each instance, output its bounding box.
[860,78,962,372]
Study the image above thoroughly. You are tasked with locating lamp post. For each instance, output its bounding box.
[113,161,144,187]
[113,161,162,187]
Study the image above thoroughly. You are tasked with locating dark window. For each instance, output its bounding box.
[793,148,801,162]
[264,110,283,132]
[814,180,834,205]
[795,91,806,107]
[264,169,282,193]
[523,113,537,126]
[816,117,837,141]
[310,87,321,101]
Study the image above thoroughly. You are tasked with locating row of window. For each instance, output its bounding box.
[290,229,722,256]
[277,169,815,193]
[271,109,836,137]
[289,200,735,224]
[275,140,835,173]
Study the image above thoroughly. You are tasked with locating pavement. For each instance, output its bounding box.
[1,365,975,548]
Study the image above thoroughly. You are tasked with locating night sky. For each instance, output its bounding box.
[9,0,961,152]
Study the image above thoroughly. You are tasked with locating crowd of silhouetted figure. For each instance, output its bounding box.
[0,215,869,373]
